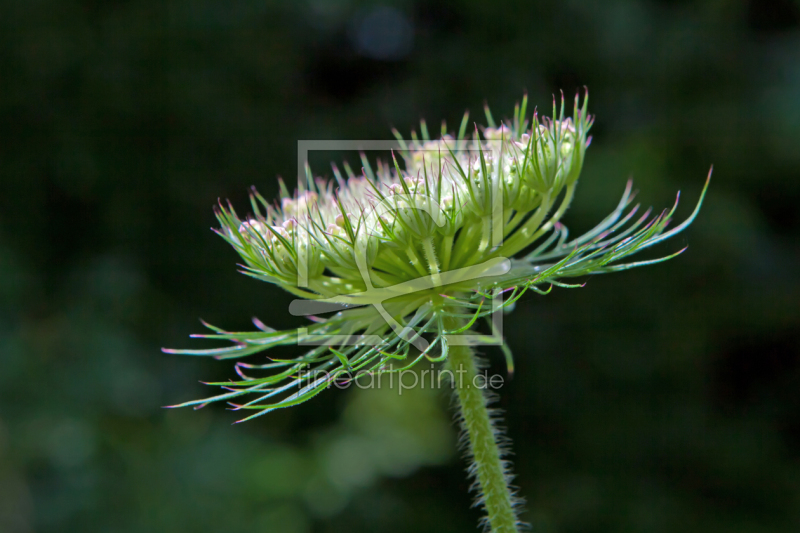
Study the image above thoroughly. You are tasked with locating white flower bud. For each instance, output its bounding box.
[388,183,404,195]
[483,124,512,141]
[238,219,270,244]
[271,226,289,241]
[281,197,295,213]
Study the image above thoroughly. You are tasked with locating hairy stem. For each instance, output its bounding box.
[441,233,454,271]
[444,314,518,533]
[406,244,430,277]
[422,237,443,287]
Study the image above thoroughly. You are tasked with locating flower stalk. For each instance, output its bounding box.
[445,314,519,533]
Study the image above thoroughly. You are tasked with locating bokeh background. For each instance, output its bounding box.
[2,1,800,531]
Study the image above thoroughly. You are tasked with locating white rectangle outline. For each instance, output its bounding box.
[295,139,506,347]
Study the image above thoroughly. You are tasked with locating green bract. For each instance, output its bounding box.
[166,91,710,422]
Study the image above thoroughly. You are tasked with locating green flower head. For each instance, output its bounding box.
[166,90,710,422]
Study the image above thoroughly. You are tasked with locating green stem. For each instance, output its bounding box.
[422,237,443,287]
[503,209,527,238]
[406,244,429,278]
[444,314,518,533]
[450,221,480,268]
[441,233,454,272]
[377,249,420,279]
[478,216,492,252]
[499,182,576,259]
[500,190,552,256]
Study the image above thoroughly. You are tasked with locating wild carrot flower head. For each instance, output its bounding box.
[166,91,710,421]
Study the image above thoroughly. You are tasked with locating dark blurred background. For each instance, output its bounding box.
[2,0,800,532]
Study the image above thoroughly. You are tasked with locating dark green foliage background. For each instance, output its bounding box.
[1,1,799,531]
